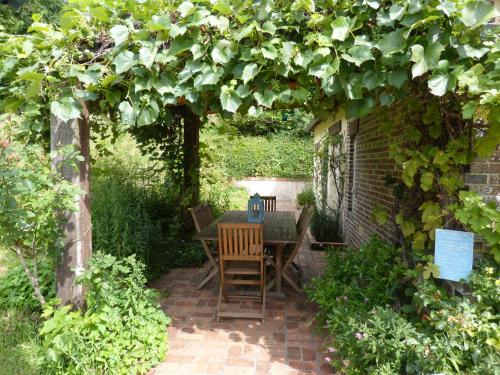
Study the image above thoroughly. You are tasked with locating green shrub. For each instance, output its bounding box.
[296,187,315,206]
[40,253,170,375]
[91,135,205,279]
[310,208,342,243]
[307,239,500,374]
[0,261,54,312]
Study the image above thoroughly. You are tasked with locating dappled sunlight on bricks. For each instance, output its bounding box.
[149,233,334,375]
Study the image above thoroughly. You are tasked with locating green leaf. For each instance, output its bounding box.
[261,21,277,35]
[401,220,416,237]
[178,1,195,18]
[377,30,405,55]
[341,45,374,66]
[193,65,221,86]
[50,97,82,122]
[372,206,388,225]
[220,86,242,113]
[389,4,405,21]
[462,101,477,120]
[412,231,427,251]
[428,74,449,96]
[255,89,275,108]
[387,69,407,89]
[137,101,159,126]
[113,51,137,74]
[147,15,171,31]
[118,101,135,126]
[139,46,156,68]
[211,40,235,64]
[462,1,494,28]
[331,17,350,41]
[109,25,129,46]
[420,171,434,191]
[242,63,259,84]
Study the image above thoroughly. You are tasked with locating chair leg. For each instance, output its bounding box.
[261,270,266,324]
[197,267,219,289]
[217,283,223,323]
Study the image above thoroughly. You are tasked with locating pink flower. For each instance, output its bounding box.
[343,296,349,302]
[325,356,332,363]
[354,332,365,340]
[327,347,336,353]
[364,297,369,303]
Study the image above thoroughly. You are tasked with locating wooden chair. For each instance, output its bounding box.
[250,195,277,212]
[267,204,313,292]
[217,223,266,323]
[189,204,218,289]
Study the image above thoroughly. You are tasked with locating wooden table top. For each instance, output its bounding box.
[193,210,298,244]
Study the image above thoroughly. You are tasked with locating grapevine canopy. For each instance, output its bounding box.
[0,0,498,153]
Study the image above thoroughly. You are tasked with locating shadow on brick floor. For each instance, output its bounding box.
[148,218,333,375]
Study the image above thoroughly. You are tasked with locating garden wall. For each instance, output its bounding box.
[234,177,312,211]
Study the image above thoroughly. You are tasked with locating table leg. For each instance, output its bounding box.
[275,243,283,293]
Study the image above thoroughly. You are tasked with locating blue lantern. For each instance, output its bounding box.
[248,193,265,223]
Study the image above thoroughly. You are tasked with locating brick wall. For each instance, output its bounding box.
[341,108,405,248]
[465,148,500,203]
[340,108,500,248]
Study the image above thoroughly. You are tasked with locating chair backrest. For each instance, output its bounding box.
[218,223,263,261]
[250,195,277,212]
[189,204,214,233]
[296,204,313,244]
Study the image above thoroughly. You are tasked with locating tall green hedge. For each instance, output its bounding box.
[204,133,313,179]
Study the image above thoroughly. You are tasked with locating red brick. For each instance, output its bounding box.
[225,358,254,367]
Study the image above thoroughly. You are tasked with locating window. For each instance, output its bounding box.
[347,120,359,212]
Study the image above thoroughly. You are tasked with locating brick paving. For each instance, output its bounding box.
[149,219,332,375]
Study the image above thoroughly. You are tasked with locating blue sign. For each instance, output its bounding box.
[434,229,474,282]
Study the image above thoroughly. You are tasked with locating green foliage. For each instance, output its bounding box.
[0,121,79,305]
[220,109,313,137]
[0,0,62,34]
[0,261,54,312]
[40,253,170,375]
[0,309,42,375]
[205,132,313,179]
[453,191,500,261]
[307,238,500,374]
[310,208,342,243]
[296,187,315,206]
[91,135,205,279]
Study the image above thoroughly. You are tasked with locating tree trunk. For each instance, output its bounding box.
[50,103,92,309]
[181,106,201,210]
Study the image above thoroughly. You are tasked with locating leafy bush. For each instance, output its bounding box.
[307,238,500,374]
[296,187,315,206]
[310,208,342,243]
[0,261,54,312]
[40,253,170,375]
[204,132,313,179]
[91,135,205,279]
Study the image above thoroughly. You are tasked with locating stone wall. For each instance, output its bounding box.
[234,177,312,211]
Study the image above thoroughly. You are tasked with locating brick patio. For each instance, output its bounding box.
[149,234,333,375]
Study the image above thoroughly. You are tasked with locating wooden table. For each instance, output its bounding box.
[193,210,298,295]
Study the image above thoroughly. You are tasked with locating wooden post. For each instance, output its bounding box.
[179,106,201,231]
[50,103,92,309]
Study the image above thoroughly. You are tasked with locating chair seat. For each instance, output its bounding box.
[224,262,260,275]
